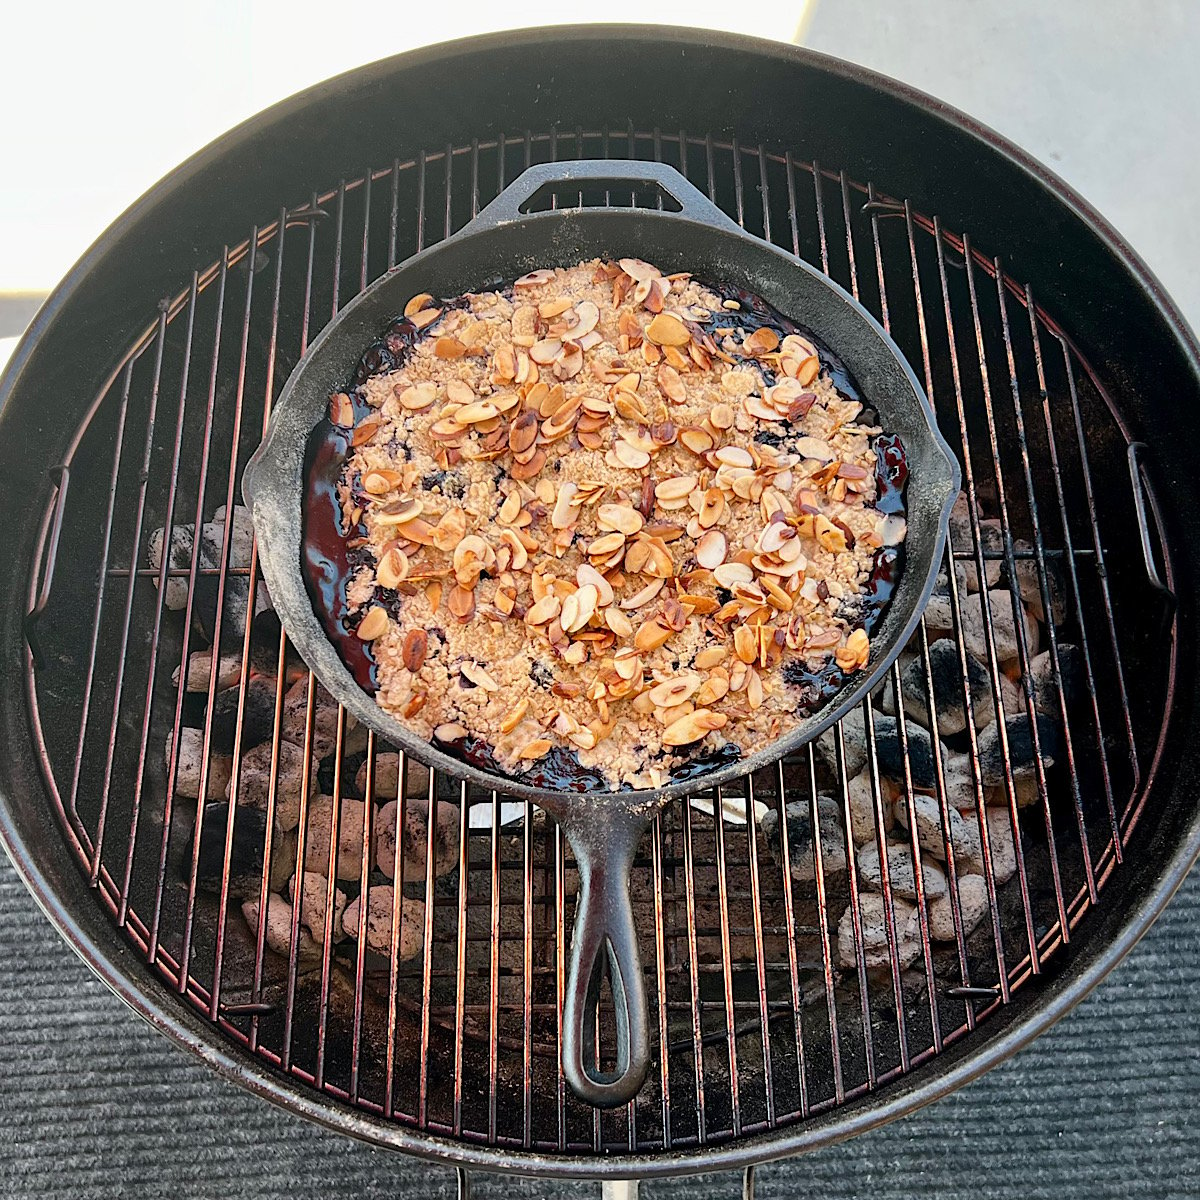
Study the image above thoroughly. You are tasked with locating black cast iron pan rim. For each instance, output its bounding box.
[242,155,958,811]
[0,25,1196,1176]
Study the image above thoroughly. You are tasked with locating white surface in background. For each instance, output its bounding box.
[0,2,807,296]
[804,0,1200,329]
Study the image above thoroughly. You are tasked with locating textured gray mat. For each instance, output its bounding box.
[1,853,1198,1200]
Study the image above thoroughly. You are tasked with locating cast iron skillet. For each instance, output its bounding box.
[243,160,959,1108]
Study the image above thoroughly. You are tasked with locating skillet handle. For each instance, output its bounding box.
[465,159,746,237]
[559,807,653,1108]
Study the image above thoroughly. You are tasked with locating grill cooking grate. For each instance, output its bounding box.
[24,129,1175,1154]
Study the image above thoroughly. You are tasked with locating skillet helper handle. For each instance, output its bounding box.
[560,810,653,1108]
[465,159,746,236]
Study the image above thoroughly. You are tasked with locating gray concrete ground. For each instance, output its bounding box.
[3,2,1200,1196]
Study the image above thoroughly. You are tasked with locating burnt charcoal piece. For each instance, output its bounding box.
[759,796,847,883]
[210,675,279,752]
[900,640,994,736]
[196,802,272,899]
[872,714,937,790]
[976,713,1060,784]
[1029,644,1083,717]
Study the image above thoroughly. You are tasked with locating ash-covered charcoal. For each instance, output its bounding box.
[975,712,1059,784]
[231,739,318,831]
[814,706,868,780]
[342,886,424,959]
[892,791,980,864]
[1028,644,1083,717]
[961,807,1019,885]
[375,796,460,882]
[148,503,255,606]
[241,893,320,962]
[170,727,232,800]
[281,675,348,761]
[195,801,293,898]
[758,796,847,883]
[837,892,921,970]
[958,590,1040,666]
[927,873,990,941]
[288,870,348,946]
[173,648,241,693]
[871,715,938,791]
[354,752,431,801]
[856,840,948,901]
[209,675,279,752]
[899,640,995,736]
[302,795,366,881]
[947,495,1003,593]
[845,769,896,846]
[1008,539,1068,626]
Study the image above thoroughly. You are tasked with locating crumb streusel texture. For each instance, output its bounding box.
[325,259,906,790]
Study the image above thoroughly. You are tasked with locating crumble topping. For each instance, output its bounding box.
[324,259,906,789]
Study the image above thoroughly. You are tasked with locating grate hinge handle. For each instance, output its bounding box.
[24,463,69,669]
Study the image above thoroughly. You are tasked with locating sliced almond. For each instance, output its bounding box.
[397,382,438,411]
[435,337,467,359]
[329,392,355,426]
[679,426,715,455]
[611,440,651,471]
[695,530,727,570]
[795,436,834,462]
[561,584,599,633]
[373,498,424,527]
[551,481,580,530]
[356,607,389,641]
[662,708,727,747]
[698,488,727,529]
[567,301,600,339]
[576,562,615,606]
[539,298,574,320]
[518,738,553,760]
[445,379,476,406]
[410,307,443,331]
[714,445,755,468]
[401,628,428,672]
[647,674,702,708]
[713,561,754,588]
[620,258,660,283]
[733,625,759,664]
[461,662,500,691]
[401,291,432,318]
[604,607,633,638]
[447,584,477,622]
[515,269,556,288]
[597,503,644,536]
[645,313,690,347]
[510,447,547,481]
[620,577,665,610]
[435,722,468,742]
[743,327,780,355]
[530,338,562,365]
[657,364,686,403]
[525,594,562,626]
[376,547,409,590]
[633,619,673,652]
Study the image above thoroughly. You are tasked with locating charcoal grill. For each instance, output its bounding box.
[1,27,1198,1183]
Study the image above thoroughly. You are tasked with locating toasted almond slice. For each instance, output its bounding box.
[662,708,726,746]
[518,738,553,760]
[497,491,523,526]
[410,307,443,330]
[453,400,501,425]
[714,445,754,468]
[743,327,780,355]
[633,619,673,652]
[604,607,633,638]
[746,667,765,709]
[510,448,547,480]
[733,625,759,664]
[709,403,736,430]
[612,440,651,470]
[499,528,528,571]
[745,394,782,422]
[461,662,500,691]
[695,530,727,570]
[515,269,556,288]
[374,498,424,527]
[435,722,468,742]
[713,561,754,588]
[362,470,401,495]
[500,698,530,734]
[654,475,697,505]
[678,426,715,455]
[563,584,599,633]
[397,382,438,411]
[693,645,727,670]
[376,548,409,590]
[657,363,686,403]
[619,578,664,610]
[551,481,580,530]
[356,607,389,641]
[647,674,702,708]
[448,584,476,621]
[597,503,643,536]
[525,593,562,626]
[576,563,615,606]
[586,531,627,558]
[430,417,467,440]
[796,355,821,386]
[795,436,834,462]
[435,337,467,359]
[698,488,726,529]
[530,337,562,364]
[645,313,690,347]
[568,301,600,339]
[403,292,435,317]
[329,392,355,426]
[445,379,476,406]
[539,298,574,319]
[761,576,793,610]
[620,258,660,282]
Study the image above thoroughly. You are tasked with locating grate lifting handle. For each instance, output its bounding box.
[559,806,654,1109]
[24,463,69,669]
[1127,442,1176,615]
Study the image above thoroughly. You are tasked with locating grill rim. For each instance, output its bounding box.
[1,26,1199,1178]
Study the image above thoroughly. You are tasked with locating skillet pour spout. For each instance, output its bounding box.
[243,159,959,1105]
